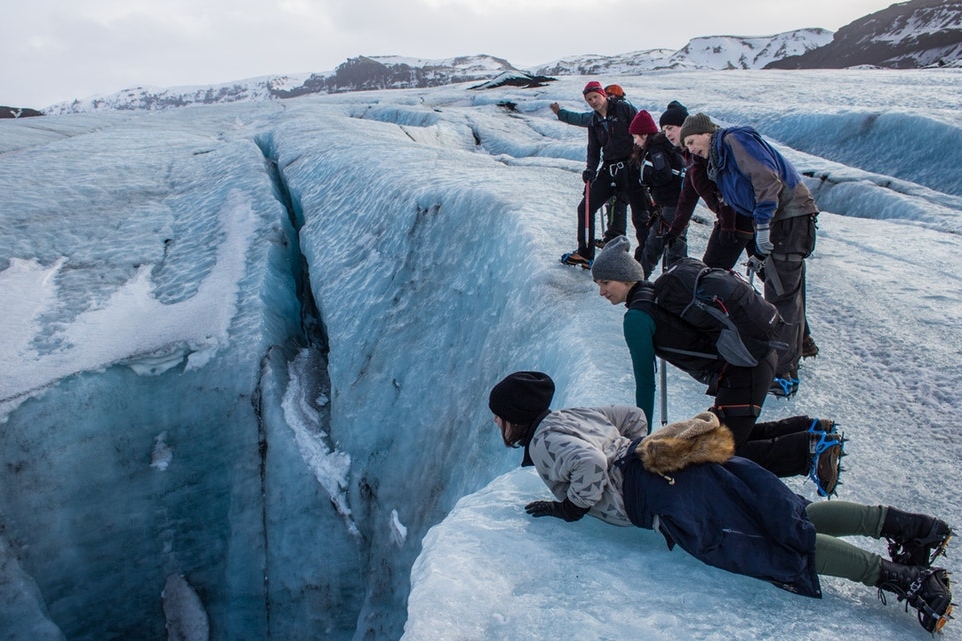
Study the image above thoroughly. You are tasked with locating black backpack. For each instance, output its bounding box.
[631,258,785,373]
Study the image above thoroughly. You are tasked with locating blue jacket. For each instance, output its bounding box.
[622,455,821,598]
[710,126,817,226]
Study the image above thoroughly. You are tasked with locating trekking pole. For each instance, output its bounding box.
[659,248,669,427]
[659,360,668,427]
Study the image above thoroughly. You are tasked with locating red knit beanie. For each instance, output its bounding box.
[629,110,658,136]
[582,81,606,97]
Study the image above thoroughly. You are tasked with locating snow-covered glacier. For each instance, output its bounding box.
[2,69,962,641]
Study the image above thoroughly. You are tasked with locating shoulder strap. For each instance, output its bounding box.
[627,282,655,310]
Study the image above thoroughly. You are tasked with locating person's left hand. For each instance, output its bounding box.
[755,223,773,255]
[524,499,589,522]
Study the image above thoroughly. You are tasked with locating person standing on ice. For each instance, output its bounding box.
[657,101,756,272]
[627,109,687,278]
[550,83,632,127]
[550,84,631,245]
[488,371,954,634]
[590,235,841,496]
[679,113,818,397]
[558,81,654,268]
[659,102,818,360]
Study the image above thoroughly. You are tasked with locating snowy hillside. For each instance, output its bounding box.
[667,29,834,70]
[769,0,962,69]
[2,69,962,641]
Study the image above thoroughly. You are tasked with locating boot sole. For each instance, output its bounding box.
[934,603,952,633]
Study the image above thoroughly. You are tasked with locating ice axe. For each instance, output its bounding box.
[584,177,592,251]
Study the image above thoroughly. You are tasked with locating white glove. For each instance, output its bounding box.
[755,223,773,255]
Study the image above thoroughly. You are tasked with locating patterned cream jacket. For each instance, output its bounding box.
[527,405,649,526]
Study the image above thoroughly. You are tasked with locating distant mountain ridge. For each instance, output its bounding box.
[40,29,832,116]
[767,0,962,69]
[30,0,962,116]
[534,29,833,75]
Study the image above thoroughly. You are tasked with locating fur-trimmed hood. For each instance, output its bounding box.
[635,411,734,479]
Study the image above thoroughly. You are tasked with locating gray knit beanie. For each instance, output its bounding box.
[679,113,717,144]
[590,236,644,282]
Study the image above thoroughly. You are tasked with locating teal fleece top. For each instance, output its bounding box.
[624,307,657,425]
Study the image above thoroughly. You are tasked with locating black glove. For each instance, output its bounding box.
[524,498,590,522]
[582,169,595,183]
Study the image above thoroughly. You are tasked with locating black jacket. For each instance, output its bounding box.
[585,99,637,173]
[638,133,684,207]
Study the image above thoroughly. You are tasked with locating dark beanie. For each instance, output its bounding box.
[489,371,555,424]
[582,81,606,97]
[659,100,689,127]
[629,110,658,136]
[679,113,717,144]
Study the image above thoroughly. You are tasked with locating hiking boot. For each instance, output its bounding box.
[802,335,819,358]
[592,238,607,249]
[882,507,953,567]
[808,429,844,497]
[876,559,954,633]
[561,251,592,269]
[770,372,800,398]
[809,418,839,435]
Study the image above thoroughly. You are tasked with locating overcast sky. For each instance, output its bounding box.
[3,0,900,108]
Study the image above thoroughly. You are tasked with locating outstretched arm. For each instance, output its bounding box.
[624,309,657,426]
[552,105,593,128]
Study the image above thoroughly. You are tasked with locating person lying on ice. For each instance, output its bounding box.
[487,371,954,633]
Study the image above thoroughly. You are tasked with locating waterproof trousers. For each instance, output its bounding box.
[711,351,812,478]
[765,214,817,377]
[807,501,888,586]
[575,162,651,259]
[639,205,689,279]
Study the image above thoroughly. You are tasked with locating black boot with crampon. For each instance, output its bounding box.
[882,507,953,567]
[876,559,954,633]
[807,419,846,498]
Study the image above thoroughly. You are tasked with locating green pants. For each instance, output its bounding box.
[807,501,887,586]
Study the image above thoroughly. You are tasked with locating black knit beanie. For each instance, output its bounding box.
[488,371,555,424]
[659,100,689,127]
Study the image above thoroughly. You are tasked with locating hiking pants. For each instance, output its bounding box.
[765,214,817,376]
[701,216,754,270]
[807,501,887,586]
[711,352,811,478]
[639,205,689,279]
[576,162,651,259]
[602,193,630,243]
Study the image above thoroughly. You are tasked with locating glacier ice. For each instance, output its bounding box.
[2,69,962,641]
